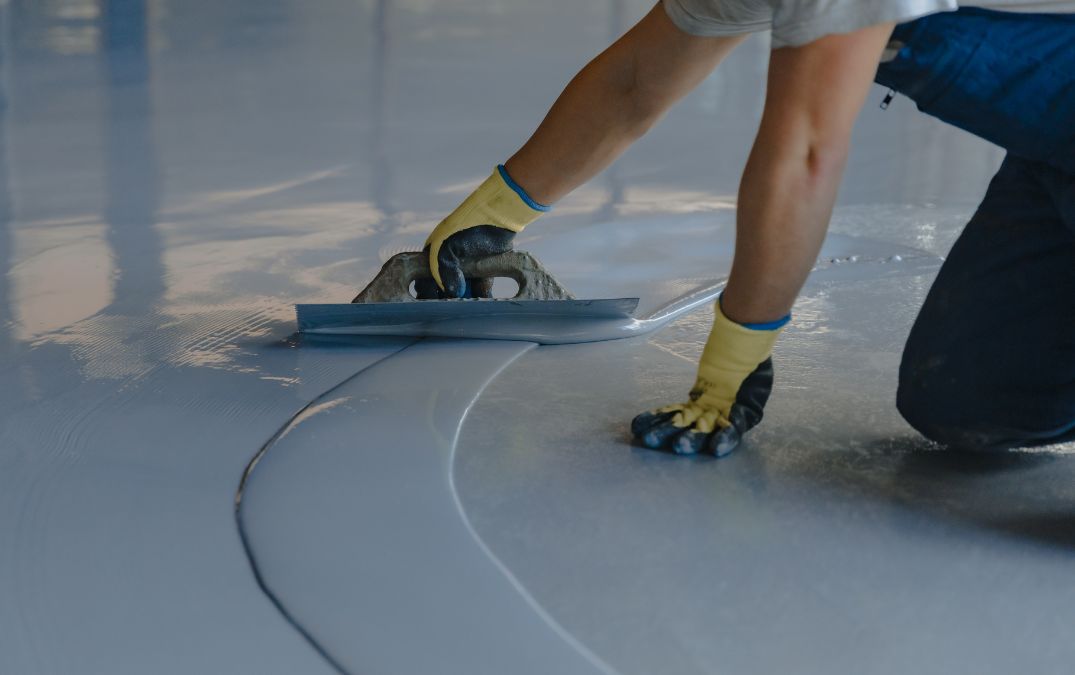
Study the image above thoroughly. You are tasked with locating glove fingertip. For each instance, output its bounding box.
[465,277,494,299]
[641,421,684,450]
[440,267,466,299]
[640,427,675,449]
[641,431,667,450]
[631,410,671,437]
[672,430,707,456]
[413,277,444,300]
[709,426,742,458]
[630,411,656,436]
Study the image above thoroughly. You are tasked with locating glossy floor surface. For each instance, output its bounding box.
[2,1,1073,674]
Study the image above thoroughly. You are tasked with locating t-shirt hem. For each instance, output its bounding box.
[662,0,771,38]
[771,0,958,47]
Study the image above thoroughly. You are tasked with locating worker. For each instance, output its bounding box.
[416,1,1075,456]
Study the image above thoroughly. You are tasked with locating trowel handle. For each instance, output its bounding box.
[351,251,575,303]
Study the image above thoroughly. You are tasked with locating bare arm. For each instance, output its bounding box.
[504,3,746,205]
[720,24,895,325]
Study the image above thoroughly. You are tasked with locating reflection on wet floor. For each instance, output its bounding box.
[0,14,11,358]
[101,0,164,318]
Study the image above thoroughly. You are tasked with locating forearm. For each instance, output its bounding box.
[721,135,849,324]
[505,4,744,205]
[504,51,659,206]
[720,23,894,325]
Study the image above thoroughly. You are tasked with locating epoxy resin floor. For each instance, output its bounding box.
[2,2,1072,674]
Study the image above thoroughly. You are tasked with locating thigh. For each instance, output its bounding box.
[899,155,1075,448]
[876,8,1075,174]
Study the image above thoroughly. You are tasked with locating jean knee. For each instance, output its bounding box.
[896,360,952,445]
[897,358,1075,451]
[897,349,1006,449]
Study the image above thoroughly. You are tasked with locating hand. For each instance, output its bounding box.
[416,165,548,299]
[632,359,773,457]
[631,300,786,457]
[414,226,515,299]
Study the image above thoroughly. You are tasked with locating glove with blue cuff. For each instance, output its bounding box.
[632,298,788,457]
[416,165,550,299]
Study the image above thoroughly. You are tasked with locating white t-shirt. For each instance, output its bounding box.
[663,0,1075,48]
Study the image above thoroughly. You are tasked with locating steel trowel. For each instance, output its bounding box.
[295,250,639,339]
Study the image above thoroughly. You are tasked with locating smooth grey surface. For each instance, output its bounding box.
[243,225,940,673]
[1,0,1055,673]
[0,1,414,671]
[456,267,1075,675]
[239,339,618,675]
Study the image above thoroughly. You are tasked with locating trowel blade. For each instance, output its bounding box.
[296,298,639,338]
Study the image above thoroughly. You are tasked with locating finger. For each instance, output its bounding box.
[437,254,467,298]
[671,429,710,456]
[630,410,676,437]
[708,425,742,458]
[465,277,494,299]
[639,419,686,450]
[450,224,516,258]
[413,277,446,300]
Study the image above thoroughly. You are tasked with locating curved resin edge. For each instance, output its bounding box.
[233,345,414,675]
[234,341,619,675]
[235,247,943,673]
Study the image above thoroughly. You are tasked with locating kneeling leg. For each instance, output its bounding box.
[897,156,1075,450]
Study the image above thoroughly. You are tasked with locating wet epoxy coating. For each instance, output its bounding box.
[455,281,1075,675]
[238,226,940,673]
[2,1,1070,674]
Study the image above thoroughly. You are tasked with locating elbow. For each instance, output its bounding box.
[619,54,671,138]
[751,114,853,191]
[622,80,667,139]
[803,139,849,185]
[625,102,665,139]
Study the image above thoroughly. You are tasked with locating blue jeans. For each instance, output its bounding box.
[876,9,1075,450]
[876,7,1075,175]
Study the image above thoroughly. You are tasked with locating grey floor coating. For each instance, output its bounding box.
[456,280,1075,675]
[2,0,1072,674]
[239,227,939,673]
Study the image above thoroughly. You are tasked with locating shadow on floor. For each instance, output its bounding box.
[895,441,1075,549]
[864,438,1075,548]
[796,434,1075,551]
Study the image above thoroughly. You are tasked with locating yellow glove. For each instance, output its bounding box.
[631,299,788,456]
[417,165,549,299]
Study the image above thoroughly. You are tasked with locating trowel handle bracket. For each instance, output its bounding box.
[351,251,575,303]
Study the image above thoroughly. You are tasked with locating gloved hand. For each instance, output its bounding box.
[631,299,788,457]
[415,165,549,299]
